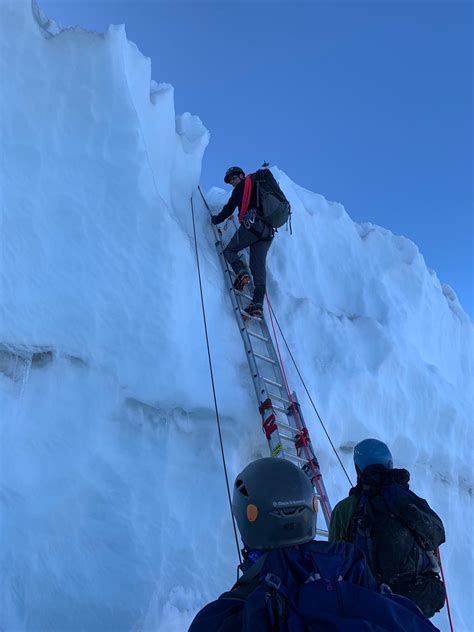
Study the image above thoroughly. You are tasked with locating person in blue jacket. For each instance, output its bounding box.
[189,457,440,631]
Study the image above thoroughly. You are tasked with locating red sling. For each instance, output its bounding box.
[238,175,252,224]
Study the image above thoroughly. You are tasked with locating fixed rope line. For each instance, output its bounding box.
[190,194,242,566]
[266,296,353,487]
[438,548,455,632]
[265,293,332,521]
[198,185,212,215]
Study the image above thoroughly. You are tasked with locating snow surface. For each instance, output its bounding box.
[0,2,472,631]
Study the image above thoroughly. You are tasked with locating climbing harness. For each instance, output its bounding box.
[243,208,257,230]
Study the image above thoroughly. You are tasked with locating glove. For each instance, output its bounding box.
[211,215,220,225]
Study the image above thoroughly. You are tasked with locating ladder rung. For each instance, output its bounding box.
[235,290,253,301]
[248,331,269,343]
[268,392,292,406]
[276,420,300,434]
[278,432,298,442]
[240,309,262,321]
[272,403,287,413]
[286,453,311,466]
[254,352,276,365]
[262,376,283,389]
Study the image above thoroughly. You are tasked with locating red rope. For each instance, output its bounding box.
[238,176,252,224]
[265,292,332,523]
[438,547,455,632]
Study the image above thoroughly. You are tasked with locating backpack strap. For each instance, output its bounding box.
[219,555,288,630]
[351,488,379,579]
[220,553,268,601]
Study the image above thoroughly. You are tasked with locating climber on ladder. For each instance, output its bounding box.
[211,166,277,319]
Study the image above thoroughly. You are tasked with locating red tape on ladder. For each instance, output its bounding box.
[265,292,332,523]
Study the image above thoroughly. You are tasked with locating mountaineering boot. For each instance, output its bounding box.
[233,271,251,292]
[242,302,263,319]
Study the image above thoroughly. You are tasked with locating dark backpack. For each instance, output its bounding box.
[188,540,440,632]
[252,168,291,229]
[350,467,446,618]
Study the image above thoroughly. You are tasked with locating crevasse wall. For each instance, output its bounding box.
[1,0,210,406]
[0,2,472,631]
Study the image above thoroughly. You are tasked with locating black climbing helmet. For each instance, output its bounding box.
[353,438,393,475]
[224,166,245,184]
[232,457,317,550]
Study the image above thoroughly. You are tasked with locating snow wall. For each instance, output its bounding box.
[0,2,472,631]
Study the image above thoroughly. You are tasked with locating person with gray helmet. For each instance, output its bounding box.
[329,438,446,618]
[210,166,274,318]
[189,457,439,631]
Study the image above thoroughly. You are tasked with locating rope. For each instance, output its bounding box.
[266,299,353,487]
[190,194,242,566]
[198,185,213,214]
[438,547,455,632]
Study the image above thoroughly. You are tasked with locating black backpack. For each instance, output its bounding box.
[350,467,446,618]
[253,168,291,229]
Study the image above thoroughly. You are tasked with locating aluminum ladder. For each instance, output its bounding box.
[211,215,333,536]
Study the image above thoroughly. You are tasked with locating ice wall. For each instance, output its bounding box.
[1,0,210,408]
[0,2,472,631]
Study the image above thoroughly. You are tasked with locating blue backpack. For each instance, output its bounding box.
[189,540,440,632]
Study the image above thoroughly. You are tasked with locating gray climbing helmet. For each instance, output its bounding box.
[353,438,393,475]
[224,166,245,183]
[232,457,317,550]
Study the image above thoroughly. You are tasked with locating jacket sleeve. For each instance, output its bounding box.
[328,503,348,542]
[328,494,359,542]
[212,181,244,224]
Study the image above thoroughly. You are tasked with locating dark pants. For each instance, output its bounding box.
[224,217,273,305]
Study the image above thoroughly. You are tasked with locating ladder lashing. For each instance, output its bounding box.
[262,413,278,439]
[294,427,310,450]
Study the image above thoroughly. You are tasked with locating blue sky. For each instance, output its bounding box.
[40,1,473,317]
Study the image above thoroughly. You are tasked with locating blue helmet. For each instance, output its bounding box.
[354,438,393,474]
